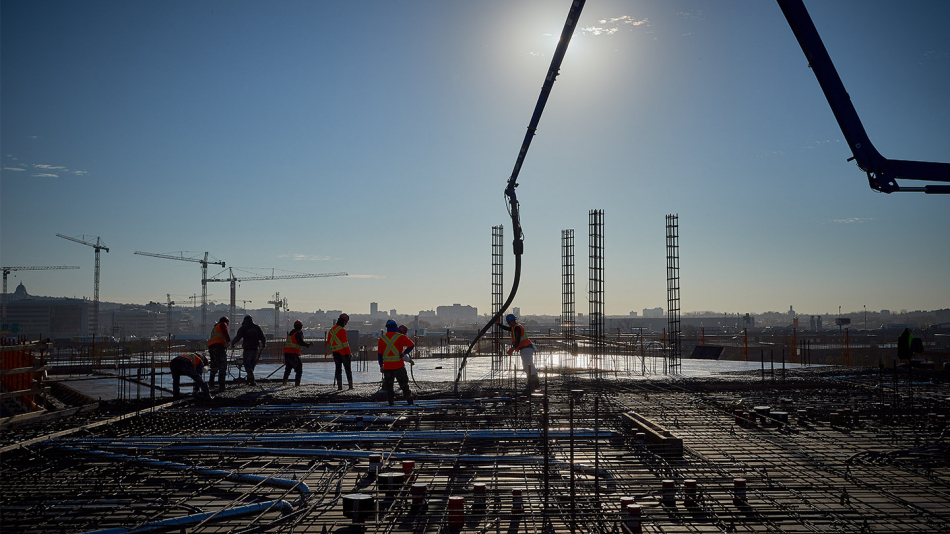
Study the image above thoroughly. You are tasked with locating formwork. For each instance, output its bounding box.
[2,366,948,534]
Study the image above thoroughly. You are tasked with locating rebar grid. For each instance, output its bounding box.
[1,371,948,533]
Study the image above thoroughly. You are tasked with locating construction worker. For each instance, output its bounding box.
[378,319,415,406]
[327,313,353,390]
[170,351,212,400]
[497,314,539,392]
[231,315,266,386]
[207,316,231,390]
[283,320,311,386]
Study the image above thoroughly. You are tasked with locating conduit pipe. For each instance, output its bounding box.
[58,428,614,448]
[58,447,311,503]
[166,398,498,416]
[58,444,615,478]
[80,499,293,534]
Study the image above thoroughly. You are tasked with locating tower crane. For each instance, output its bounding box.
[56,234,109,336]
[1,265,80,321]
[204,267,347,332]
[267,292,289,338]
[134,251,225,335]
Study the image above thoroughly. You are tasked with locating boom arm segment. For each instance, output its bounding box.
[777,0,950,194]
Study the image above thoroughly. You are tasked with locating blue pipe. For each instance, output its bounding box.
[59,447,310,503]
[80,499,293,534]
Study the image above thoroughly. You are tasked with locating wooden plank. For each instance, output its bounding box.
[0,398,184,454]
[0,403,98,430]
[0,365,50,376]
[0,386,50,400]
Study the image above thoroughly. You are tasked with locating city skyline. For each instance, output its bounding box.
[2,1,948,318]
[5,277,940,322]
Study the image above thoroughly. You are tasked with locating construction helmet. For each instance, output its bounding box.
[339,313,349,323]
[386,319,397,328]
[506,314,516,323]
[219,316,229,324]
[294,320,303,329]
[398,325,408,335]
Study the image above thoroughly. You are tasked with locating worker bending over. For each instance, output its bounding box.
[378,319,415,406]
[283,320,311,386]
[170,352,212,400]
[327,313,353,390]
[497,314,539,393]
[207,316,231,390]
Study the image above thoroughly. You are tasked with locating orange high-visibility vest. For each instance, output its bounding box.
[179,352,203,368]
[284,331,303,355]
[208,323,228,348]
[510,324,532,351]
[328,325,350,355]
[379,332,413,370]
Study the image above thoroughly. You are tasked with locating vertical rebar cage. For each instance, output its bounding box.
[491,225,510,388]
[666,214,682,374]
[561,229,576,359]
[588,210,605,377]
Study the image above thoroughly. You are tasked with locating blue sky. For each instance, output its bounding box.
[2,0,948,318]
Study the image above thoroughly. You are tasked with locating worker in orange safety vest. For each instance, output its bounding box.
[170,352,212,400]
[207,317,231,390]
[496,313,539,393]
[327,313,353,390]
[283,320,311,386]
[378,319,415,406]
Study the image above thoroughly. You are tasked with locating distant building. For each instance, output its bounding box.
[370,302,378,316]
[629,311,638,317]
[2,283,89,338]
[390,309,397,317]
[418,310,436,318]
[643,307,664,318]
[512,307,521,317]
[103,307,165,339]
[437,304,477,324]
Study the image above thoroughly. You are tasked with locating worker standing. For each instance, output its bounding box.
[170,352,212,400]
[378,319,415,406]
[283,320,311,387]
[327,313,353,390]
[497,314,539,393]
[231,315,266,386]
[207,316,231,391]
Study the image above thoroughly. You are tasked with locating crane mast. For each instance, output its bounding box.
[267,292,288,338]
[57,234,109,336]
